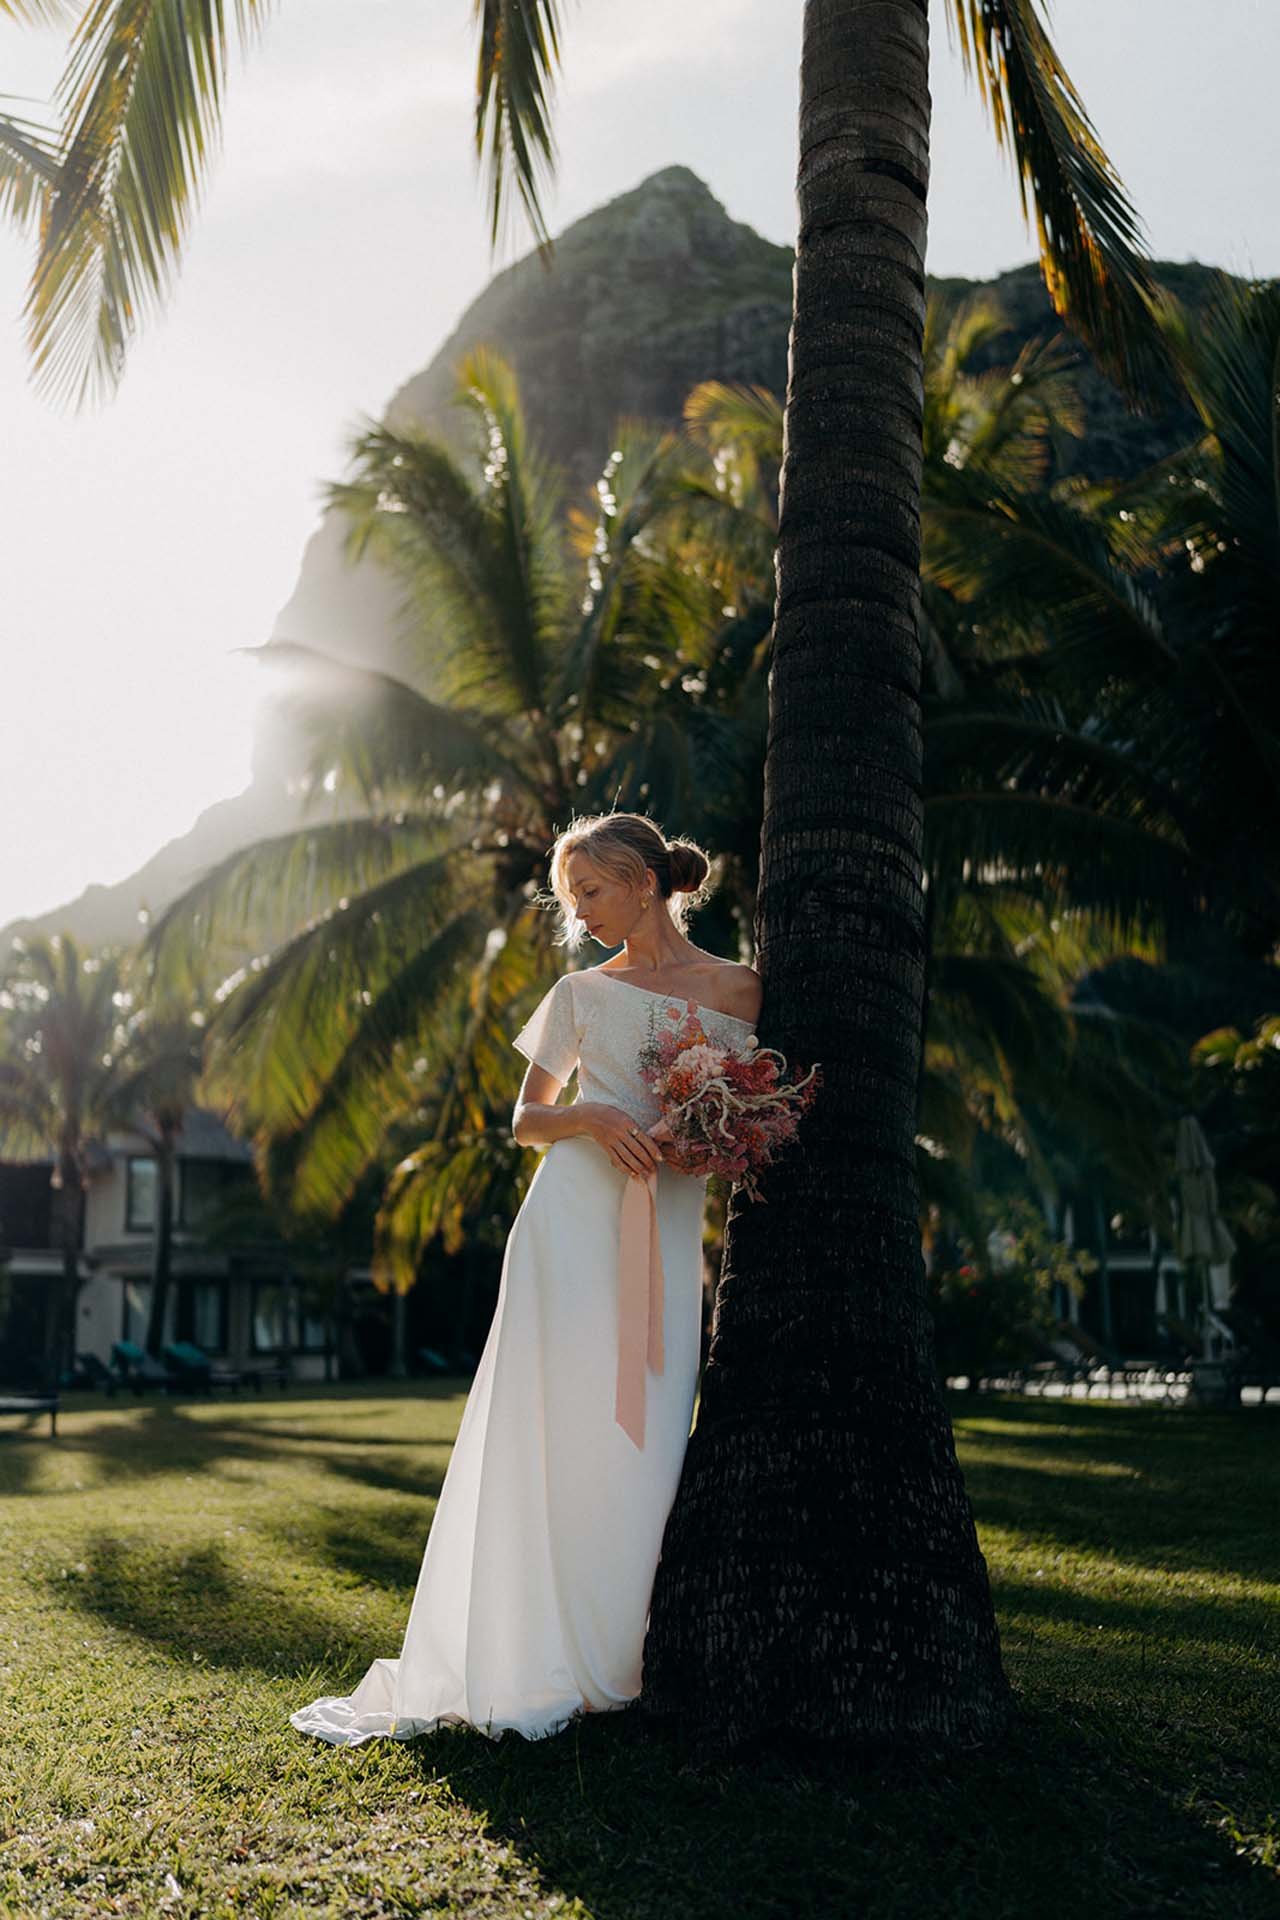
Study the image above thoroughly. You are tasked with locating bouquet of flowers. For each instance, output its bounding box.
[636,999,821,1200]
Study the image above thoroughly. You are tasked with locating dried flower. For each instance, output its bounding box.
[636,998,821,1200]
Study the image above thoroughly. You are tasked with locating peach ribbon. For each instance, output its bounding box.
[615,1128,667,1450]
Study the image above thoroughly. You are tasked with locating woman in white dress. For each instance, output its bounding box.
[289,811,762,1745]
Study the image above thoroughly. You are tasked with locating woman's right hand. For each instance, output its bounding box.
[577,1103,665,1179]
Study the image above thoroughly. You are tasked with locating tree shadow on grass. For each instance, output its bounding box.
[54,1532,391,1680]
[381,1685,1275,1920]
[0,1400,314,1496]
[0,1397,458,1506]
[952,1398,1279,1588]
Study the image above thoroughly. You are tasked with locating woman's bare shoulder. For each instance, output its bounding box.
[707,960,763,1024]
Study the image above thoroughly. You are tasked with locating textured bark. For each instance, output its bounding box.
[640,0,1013,1757]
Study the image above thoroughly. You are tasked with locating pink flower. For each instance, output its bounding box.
[676,1042,729,1083]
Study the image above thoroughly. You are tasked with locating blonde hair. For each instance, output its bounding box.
[540,811,712,950]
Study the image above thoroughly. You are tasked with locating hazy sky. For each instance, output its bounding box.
[2,0,1277,930]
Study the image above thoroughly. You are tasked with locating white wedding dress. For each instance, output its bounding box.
[289,964,756,1745]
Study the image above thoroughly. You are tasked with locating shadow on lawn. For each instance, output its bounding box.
[0,1390,463,1502]
[953,1402,1278,1587]
[386,1689,1273,1920]
[56,1531,394,1678]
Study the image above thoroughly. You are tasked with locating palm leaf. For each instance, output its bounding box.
[196,847,489,1141]
[142,813,462,999]
[0,101,61,235]
[0,1060,59,1158]
[373,1128,520,1291]
[238,641,547,810]
[0,2,76,19]
[253,906,493,1222]
[472,0,563,248]
[27,0,274,406]
[924,786,1205,942]
[946,0,1164,394]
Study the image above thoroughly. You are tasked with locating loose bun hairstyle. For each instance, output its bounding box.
[540,811,713,949]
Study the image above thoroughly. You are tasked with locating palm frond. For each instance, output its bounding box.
[197,847,488,1144]
[331,373,564,743]
[453,344,566,718]
[924,786,1205,942]
[947,0,1164,395]
[238,642,547,810]
[0,1060,59,1158]
[0,1,77,19]
[255,906,492,1221]
[473,0,563,249]
[27,0,274,406]
[142,813,462,1000]
[924,478,1168,682]
[0,101,61,234]
[373,1128,520,1292]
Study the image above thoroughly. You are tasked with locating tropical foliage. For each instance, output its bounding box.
[0,933,212,1372]
[925,1191,1096,1389]
[138,309,1221,1313]
[142,347,764,1293]
[0,0,1158,405]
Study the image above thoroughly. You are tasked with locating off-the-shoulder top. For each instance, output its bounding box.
[511,965,757,1153]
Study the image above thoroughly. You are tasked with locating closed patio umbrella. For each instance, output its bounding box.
[1174,1115,1236,1359]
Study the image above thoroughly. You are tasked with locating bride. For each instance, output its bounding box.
[290,810,762,1744]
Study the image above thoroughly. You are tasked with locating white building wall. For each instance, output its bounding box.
[75,1272,122,1362]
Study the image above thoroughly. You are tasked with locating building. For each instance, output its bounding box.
[0,1108,335,1386]
[1048,1187,1234,1361]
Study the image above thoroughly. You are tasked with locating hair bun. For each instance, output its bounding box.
[666,839,710,894]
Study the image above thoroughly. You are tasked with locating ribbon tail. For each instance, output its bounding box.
[616,1165,664,1449]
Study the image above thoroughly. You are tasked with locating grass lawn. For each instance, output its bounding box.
[0,1384,1276,1920]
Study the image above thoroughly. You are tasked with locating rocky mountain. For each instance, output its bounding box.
[6,166,1228,953]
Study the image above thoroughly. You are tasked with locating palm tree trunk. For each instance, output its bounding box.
[389,1289,408,1379]
[145,1142,176,1361]
[641,0,1012,1755]
[51,1148,84,1391]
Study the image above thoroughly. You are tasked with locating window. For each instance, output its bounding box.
[121,1279,152,1344]
[125,1157,157,1231]
[299,1310,327,1353]
[251,1282,285,1353]
[192,1280,226,1353]
[250,1281,328,1352]
[178,1158,246,1231]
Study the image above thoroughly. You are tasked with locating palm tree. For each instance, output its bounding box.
[924,275,1280,955]
[145,351,759,1360]
[103,994,207,1359]
[1,4,1158,411]
[5,0,1165,1754]
[0,934,125,1387]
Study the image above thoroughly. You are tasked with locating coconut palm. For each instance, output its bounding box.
[0,3,1158,410]
[102,993,207,1358]
[0,933,125,1385]
[143,351,761,1371]
[0,934,214,1374]
[927,276,1280,953]
[5,0,1165,1754]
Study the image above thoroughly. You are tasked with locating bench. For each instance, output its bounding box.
[0,1395,59,1438]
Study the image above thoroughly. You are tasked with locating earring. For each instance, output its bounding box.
[642,895,651,908]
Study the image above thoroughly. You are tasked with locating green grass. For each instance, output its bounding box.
[1,1385,1276,1919]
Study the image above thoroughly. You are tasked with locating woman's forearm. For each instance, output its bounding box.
[512,1098,597,1151]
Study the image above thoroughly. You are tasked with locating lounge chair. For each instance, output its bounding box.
[62,1352,118,1395]
[163,1341,243,1394]
[110,1339,183,1394]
